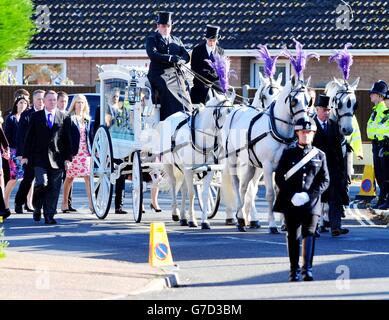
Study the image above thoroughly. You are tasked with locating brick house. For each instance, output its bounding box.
[5,0,388,90]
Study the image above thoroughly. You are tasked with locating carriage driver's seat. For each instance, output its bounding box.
[144,80,161,124]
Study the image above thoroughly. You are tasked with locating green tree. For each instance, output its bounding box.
[0,0,36,69]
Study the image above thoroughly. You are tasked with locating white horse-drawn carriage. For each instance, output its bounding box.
[89,41,359,233]
[89,64,223,224]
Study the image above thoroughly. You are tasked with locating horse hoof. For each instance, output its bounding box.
[249,221,261,229]
[201,222,211,230]
[188,221,198,228]
[237,225,247,232]
[269,227,280,234]
[237,218,247,232]
[179,219,188,226]
[225,218,236,226]
[172,215,180,222]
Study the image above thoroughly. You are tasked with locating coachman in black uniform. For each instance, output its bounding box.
[190,25,224,104]
[145,11,190,121]
[312,95,349,237]
[274,116,330,282]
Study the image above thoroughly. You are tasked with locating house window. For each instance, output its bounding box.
[250,60,290,88]
[7,60,66,85]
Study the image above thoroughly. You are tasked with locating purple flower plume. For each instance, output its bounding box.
[329,43,353,80]
[257,44,279,78]
[205,53,237,93]
[280,39,320,79]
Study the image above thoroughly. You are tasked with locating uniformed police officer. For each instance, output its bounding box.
[367,80,389,209]
[145,12,190,121]
[190,25,224,104]
[274,115,330,282]
[313,94,349,237]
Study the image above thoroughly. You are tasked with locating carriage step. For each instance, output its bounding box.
[188,164,225,173]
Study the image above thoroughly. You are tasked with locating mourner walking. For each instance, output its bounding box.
[367,80,389,209]
[274,115,330,282]
[190,25,224,104]
[145,11,190,121]
[312,94,349,237]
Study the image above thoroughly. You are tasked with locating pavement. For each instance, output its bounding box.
[0,249,176,300]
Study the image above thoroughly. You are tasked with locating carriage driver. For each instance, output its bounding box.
[145,11,190,121]
[274,115,330,282]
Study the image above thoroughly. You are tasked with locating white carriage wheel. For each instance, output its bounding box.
[90,126,114,219]
[195,181,221,220]
[131,151,143,223]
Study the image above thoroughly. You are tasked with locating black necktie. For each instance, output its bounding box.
[210,51,215,62]
[322,121,328,134]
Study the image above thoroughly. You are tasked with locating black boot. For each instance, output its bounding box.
[287,235,300,282]
[302,236,315,281]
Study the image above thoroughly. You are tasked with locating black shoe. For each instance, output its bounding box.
[24,205,34,213]
[33,210,42,222]
[150,203,162,213]
[115,208,128,214]
[331,228,349,237]
[0,209,11,220]
[15,204,23,214]
[289,269,301,282]
[68,206,78,212]
[280,224,288,232]
[45,217,57,225]
[378,202,389,210]
[62,208,71,213]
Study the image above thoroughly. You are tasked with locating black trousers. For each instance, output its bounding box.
[285,212,319,270]
[372,140,385,199]
[15,162,35,207]
[33,167,63,219]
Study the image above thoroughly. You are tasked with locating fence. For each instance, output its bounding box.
[0,85,96,115]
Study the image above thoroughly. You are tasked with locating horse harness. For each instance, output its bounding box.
[331,86,357,120]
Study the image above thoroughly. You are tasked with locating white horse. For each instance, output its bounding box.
[156,91,235,229]
[220,76,311,232]
[252,72,283,110]
[325,77,360,155]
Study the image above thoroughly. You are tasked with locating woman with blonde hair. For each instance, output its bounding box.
[62,94,93,212]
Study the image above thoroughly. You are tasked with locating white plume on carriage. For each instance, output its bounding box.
[326,43,360,137]
[220,39,319,233]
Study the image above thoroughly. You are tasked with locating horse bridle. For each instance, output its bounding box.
[332,88,357,120]
[259,84,280,109]
[284,85,310,118]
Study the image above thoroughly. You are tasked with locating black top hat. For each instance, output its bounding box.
[205,25,220,39]
[294,115,317,131]
[156,11,173,25]
[369,80,388,97]
[315,94,331,109]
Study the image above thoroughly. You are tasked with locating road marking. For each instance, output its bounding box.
[344,249,389,255]
[223,236,286,246]
[353,208,375,226]
[345,208,368,226]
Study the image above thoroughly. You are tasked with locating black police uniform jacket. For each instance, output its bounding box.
[274,145,330,216]
[190,41,224,104]
[145,31,190,78]
[312,116,348,205]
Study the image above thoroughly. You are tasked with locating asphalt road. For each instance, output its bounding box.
[3,181,389,300]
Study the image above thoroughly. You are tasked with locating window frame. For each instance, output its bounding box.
[7,59,67,85]
[250,59,290,88]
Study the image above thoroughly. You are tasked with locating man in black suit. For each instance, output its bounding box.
[22,90,72,224]
[190,25,224,104]
[312,94,349,237]
[15,89,45,214]
[145,11,190,121]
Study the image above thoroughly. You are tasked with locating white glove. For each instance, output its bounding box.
[291,192,310,206]
[177,59,186,65]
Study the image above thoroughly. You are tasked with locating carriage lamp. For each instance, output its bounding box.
[128,81,141,103]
